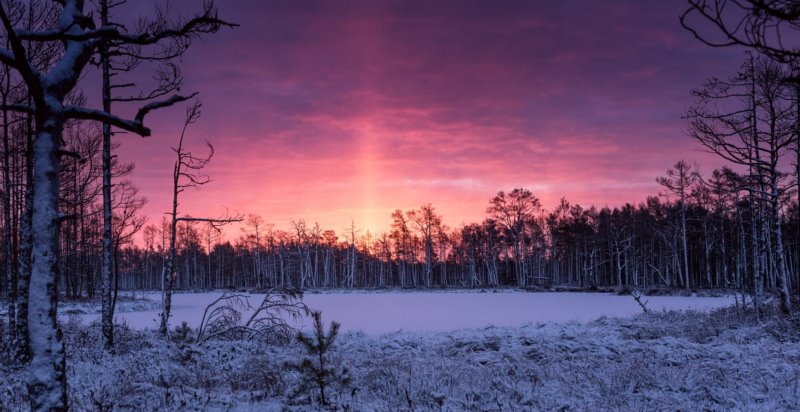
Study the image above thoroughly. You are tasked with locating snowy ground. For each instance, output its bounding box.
[2,302,798,410]
[0,292,159,319]
[61,293,161,315]
[79,291,736,334]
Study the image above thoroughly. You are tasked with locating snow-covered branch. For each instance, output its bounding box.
[0,48,15,67]
[62,105,148,135]
[64,92,197,136]
[15,4,236,48]
[134,93,197,125]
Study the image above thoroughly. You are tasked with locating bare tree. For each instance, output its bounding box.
[109,180,146,316]
[657,160,698,290]
[407,204,442,288]
[688,56,794,313]
[243,214,266,288]
[97,0,222,350]
[487,188,541,287]
[682,0,800,312]
[160,101,240,336]
[681,0,800,63]
[0,1,233,407]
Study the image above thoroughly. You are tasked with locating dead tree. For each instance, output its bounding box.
[408,204,443,288]
[2,0,61,367]
[681,0,800,63]
[487,188,542,287]
[160,101,240,336]
[682,0,800,310]
[98,0,215,350]
[657,160,698,290]
[688,56,794,314]
[109,180,146,316]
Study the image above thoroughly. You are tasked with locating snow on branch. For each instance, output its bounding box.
[0,48,15,67]
[15,2,236,50]
[15,26,116,42]
[134,93,197,125]
[64,92,197,136]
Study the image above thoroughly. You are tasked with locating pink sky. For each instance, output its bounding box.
[108,1,743,237]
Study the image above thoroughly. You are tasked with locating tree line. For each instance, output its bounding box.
[100,164,798,301]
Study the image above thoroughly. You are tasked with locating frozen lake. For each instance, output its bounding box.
[79,291,736,334]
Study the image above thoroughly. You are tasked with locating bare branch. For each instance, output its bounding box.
[134,92,197,125]
[64,92,197,136]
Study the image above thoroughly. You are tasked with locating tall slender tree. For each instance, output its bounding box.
[657,160,697,289]
[160,101,240,336]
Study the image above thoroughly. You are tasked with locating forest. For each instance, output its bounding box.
[113,169,800,297]
[1,0,800,410]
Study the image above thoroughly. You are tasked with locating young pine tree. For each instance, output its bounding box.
[286,311,351,407]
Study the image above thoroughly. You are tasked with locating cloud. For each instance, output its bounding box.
[113,0,745,236]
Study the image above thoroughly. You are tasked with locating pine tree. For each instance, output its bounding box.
[286,311,350,407]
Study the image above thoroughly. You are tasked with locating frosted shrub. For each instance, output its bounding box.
[195,288,310,344]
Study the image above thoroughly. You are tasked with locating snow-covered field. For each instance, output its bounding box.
[80,291,736,333]
[4,301,798,411]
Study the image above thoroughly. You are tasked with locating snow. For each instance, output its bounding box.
[78,291,736,334]
[4,302,798,410]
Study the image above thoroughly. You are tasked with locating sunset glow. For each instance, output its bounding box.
[116,0,743,236]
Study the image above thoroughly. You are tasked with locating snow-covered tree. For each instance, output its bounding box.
[0,1,233,408]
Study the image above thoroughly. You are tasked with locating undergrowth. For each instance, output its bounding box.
[1,303,799,410]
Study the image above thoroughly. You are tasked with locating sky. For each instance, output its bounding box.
[111,0,745,237]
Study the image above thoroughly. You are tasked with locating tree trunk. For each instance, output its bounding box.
[159,164,180,336]
[2,63,16,350]
[769,159,792,314]
[27,110,68,410]
[680,197,690,290]
[16,108,33,363]
[749,184,763,314]
[100,0,114,350]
